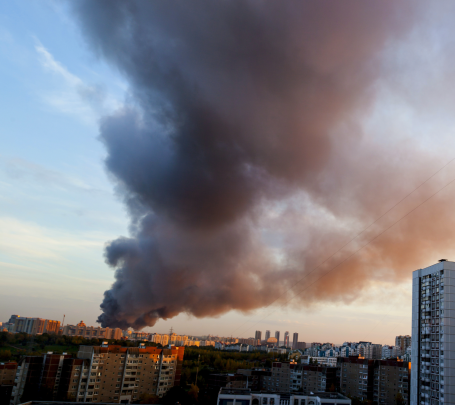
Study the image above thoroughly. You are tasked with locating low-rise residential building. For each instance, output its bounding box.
[217,388,351,405]
[301,357,337,367]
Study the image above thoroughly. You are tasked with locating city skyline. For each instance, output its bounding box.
[3,1,455,345]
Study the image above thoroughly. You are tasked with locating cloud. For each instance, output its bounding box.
[34,39,122,124]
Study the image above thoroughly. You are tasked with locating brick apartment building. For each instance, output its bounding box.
[9,343,184,404]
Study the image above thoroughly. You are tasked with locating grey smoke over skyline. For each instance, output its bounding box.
[72,1,455,329]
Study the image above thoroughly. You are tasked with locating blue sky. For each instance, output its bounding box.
[3,0,454,344]
[0,1,129,327]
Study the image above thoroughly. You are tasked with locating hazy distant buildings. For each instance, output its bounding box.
[265,330,271,341]
[255,331,262,342]
[62,320,122,340]
[395,335,411,352]
[294,342,306,350]
[284,331,290,347]
[12,316,60,335]
[381,345,402,359]
[293,333,298,349]
[411,260,452,405]
[275,331,280,346]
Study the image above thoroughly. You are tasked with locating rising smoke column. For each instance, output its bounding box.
[72,1,453,329]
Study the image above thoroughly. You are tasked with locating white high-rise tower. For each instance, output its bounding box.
[411,260,453,405]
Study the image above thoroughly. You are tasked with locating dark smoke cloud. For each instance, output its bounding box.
[72,0,454,329]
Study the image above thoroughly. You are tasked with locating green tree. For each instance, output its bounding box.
[0,350,12,361]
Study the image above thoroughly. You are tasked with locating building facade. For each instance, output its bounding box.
[337,357,375,402]
[260,362,297,392]
[9,344,184,404]
[217,388,351,405]
[62,321,122,340]
[395,335,412,352]
[12,317,60,335]
[255,331,262,342]
[292,334,298,350]
[284,332,290,348]
[10,352,74,404]
[275,331,281,346]
[0,362,17,405]
[76,343,184,402]
[373,360,410,405]
[411,260,455,405]
[301,365,337,395]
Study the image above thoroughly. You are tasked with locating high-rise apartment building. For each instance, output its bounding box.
[301,365,337,394]
[11,353,75,404]
[150,333,169,346]
[10,344,185,404]
[364,344,383,360]
[275,331,280,346]
[373,360,410,405]
[12,317,60,335]
[264,362,296,392]
[293,333,299,349]
[337,357,375,402]
[255,331,262,342]
[395,335,412,352]
[77,343,184,401]
[411,260,453,405]
[284,331,290,347]
[265,330,271,341]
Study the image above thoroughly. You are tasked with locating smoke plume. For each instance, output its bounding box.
[72,1,455,329]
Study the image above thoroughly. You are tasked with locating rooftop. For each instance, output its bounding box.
[19,403,122,405]
[219,389,349,400]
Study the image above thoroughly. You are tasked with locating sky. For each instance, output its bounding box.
[2,0,455,345]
